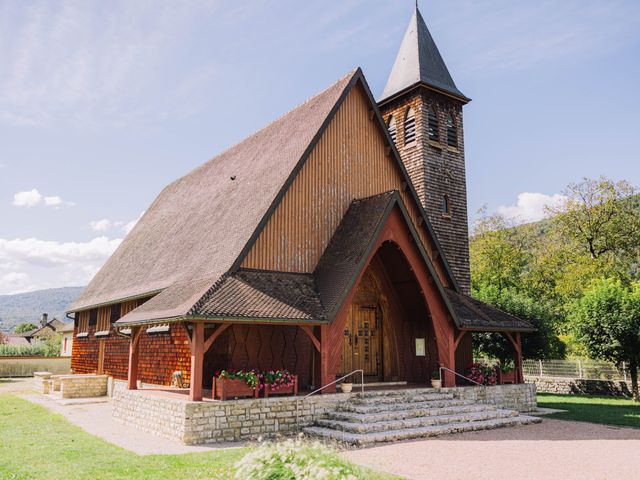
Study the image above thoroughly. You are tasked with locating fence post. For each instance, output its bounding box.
[538,359,543,377]
[623,362,628,382]
[578,360,583,378]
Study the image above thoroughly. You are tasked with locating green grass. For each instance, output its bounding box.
[537,393,640,428]
[0,394,397,480]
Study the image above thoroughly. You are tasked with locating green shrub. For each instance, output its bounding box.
[0,342,48,356]
[233,438,365,480]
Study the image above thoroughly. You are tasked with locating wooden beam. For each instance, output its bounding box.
[204,323,230,353]
[180,322,192,352]
[189,322,204,401]
[453,330,467,351]
[299,325,321,352]
[127,326,142,390]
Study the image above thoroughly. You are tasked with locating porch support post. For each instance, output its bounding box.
[127,326,142,390]
[504,332,524,384]
[189,322,204,401]
[319,325,332,393]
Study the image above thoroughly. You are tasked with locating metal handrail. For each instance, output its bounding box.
[295,369,364,429]
[439,366,484,387]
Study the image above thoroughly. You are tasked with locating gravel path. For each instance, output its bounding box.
[342,419,640,480]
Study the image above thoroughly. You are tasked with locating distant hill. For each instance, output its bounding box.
[0,287,84,332]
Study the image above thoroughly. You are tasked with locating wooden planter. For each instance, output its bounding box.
[499,370,516,384]
[263,375,298,398]
[213,376,259,401]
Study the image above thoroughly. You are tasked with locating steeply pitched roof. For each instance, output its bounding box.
[445,289,535,332]
[69,69,358,314]
[379,7,469,103]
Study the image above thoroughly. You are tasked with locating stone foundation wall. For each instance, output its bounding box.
[526,376,631,397]
[112,383,535,445]
[113,383,349,444]
[60,375,108,398]
[442,383,537,412]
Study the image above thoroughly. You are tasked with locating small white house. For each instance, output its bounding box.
[59,322,74,357]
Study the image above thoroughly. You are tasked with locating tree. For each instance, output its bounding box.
[470,208,533,292]
[548,177,640,260]
[472,285,565,362]
[571,279,640,401]
[0,331,7,345]
[13,322,38,334]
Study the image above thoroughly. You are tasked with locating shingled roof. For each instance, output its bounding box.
[70,69,358,315]
[379,7,469,103]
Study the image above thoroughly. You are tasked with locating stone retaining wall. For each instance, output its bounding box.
[112,382,536,445]
[526,376,631,397]
[443,383,537,413]
[60,375,108,398]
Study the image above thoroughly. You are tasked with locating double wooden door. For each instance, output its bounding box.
[341,305,381,378]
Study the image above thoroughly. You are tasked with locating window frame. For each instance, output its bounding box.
[403,107,417,145]
[445,112,458,148]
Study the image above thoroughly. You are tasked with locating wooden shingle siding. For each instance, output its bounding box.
[242,84,448,286]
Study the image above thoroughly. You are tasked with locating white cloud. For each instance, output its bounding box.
[0,236,122,295]
[123,211,144,234]
[88,219,123,232]
[12,188,42,207]
[12,188,73,208]
[497,192,567,224]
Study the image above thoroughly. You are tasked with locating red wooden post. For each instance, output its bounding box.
[189,322,204,401]
[127,326,142,390]
[515,332,524,384]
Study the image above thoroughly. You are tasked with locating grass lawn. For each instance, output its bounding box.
[537,393,640,428]
[0,394,397,480]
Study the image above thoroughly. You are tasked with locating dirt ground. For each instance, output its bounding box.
[342,418,640,480]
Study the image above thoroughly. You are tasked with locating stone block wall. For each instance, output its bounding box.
[442,383,537,412]
[112,383,535,445]
[526,376,631,397]
[60,375,108,398]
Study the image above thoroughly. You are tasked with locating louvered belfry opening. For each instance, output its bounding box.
[427,105,439,142]
[445,112,457,147]
[404,107,416,144]
[387,115,397,144]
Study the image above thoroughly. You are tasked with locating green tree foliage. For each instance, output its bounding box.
[13,322,38,334]
[571,279,640,401]
[472,286,565,361]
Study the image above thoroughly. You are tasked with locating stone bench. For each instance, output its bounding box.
[42,374,109,398]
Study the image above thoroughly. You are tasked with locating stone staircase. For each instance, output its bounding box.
[303,388,541,446]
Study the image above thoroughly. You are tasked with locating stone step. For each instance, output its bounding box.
[304,415,542,446]
[317,409,517,434]
[337,398,467,414]
[348,391,454,406]
[327,402,491,423]
[352,387,442,398]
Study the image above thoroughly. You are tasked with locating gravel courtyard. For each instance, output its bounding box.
[343,419,640,480]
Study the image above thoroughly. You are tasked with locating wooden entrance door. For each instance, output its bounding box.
[341,305,381,379]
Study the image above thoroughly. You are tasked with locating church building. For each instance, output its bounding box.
[68,6,534,401]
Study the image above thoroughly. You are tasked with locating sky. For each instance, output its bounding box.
[1,0,639,295]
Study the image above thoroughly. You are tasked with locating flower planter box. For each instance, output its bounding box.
[499,370,516,384]
[263,375,298,398]
[212,376,259,401]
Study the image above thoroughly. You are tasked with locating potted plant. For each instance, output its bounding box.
[498,361,516,384]
[340,382,353,393]
[465,362,498,386]
[430,369,441,388]
[213,370,260,401]
[261,370,298,397]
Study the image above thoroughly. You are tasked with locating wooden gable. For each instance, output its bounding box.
[241,80,450,287]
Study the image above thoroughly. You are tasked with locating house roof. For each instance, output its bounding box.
[379,7,469,104]
[69,69,358,315]
[445,289,535,332]
[15,318,65,338]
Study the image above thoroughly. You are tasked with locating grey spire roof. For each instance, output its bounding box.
[380,7,469,103]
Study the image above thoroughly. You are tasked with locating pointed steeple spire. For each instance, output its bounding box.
[380,6,469,103]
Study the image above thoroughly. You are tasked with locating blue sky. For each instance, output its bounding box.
[1,0,639,294]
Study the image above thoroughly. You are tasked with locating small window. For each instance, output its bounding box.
[95,306,111,334]
[404,107,416,144]
[77,311,89,334]
[446,112,457,147]
[427,105,439,142]
[120,300,138,317]
[441,194,451,215]
[387,115,397,144]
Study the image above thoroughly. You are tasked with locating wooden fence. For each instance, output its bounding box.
[0,356,72,377]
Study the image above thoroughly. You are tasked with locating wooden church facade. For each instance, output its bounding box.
[69,8,533,401]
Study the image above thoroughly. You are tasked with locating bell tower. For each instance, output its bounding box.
[378,6,471,293]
